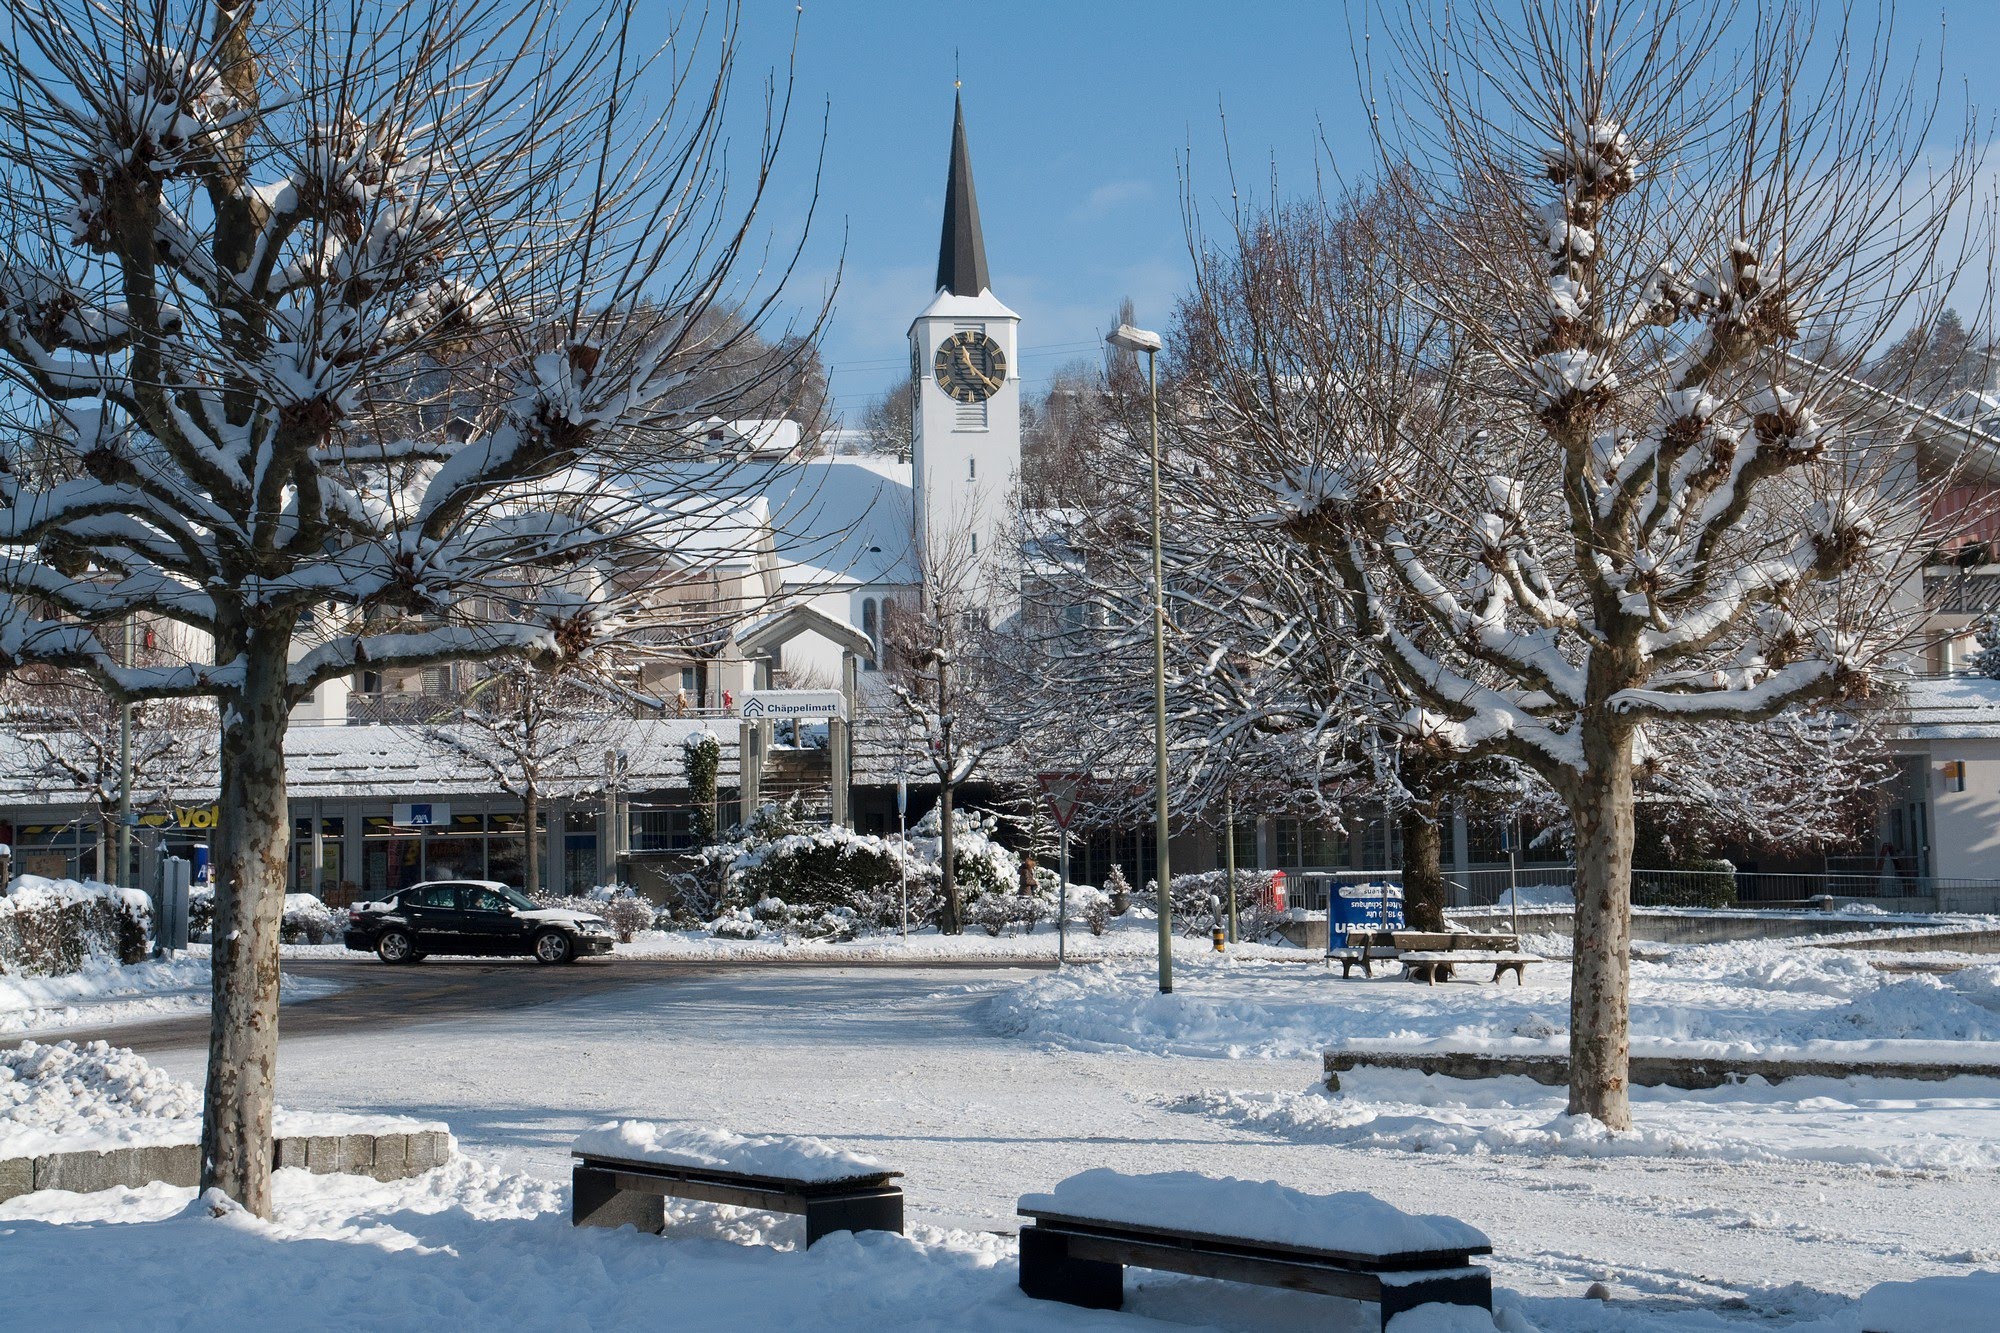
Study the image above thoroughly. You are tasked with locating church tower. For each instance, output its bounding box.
[908,94,1020,612]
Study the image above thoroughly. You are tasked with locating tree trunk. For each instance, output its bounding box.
[523,790,541,897]
[201,632,293,1215]
[938,783,961,934]
[1566,723,1636,1129]
[1398,802,1448,932]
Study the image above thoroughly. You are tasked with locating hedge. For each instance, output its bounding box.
[0,876,151,977]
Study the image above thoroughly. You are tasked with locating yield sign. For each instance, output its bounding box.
[1037,772,1089,831]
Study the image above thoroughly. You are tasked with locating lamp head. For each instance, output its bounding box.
[1104,324,1163,355]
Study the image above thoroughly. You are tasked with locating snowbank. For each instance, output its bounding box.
[573,1122,888,1183]
[0,1039,201,1157]
[1858,1270,2000,1332]
[1172,1076,2000,1174]
[1020,1168,1488,1257]
[1,1040,426,1159]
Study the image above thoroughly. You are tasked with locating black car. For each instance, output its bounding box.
[344,880,615,964]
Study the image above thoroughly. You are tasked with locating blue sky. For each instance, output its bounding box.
[723,2,2000,423]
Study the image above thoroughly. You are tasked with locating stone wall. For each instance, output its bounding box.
[0,1127,451,1204]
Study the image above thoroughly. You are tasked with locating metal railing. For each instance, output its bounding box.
[342,691,735,726]
[1274,863,2000,915]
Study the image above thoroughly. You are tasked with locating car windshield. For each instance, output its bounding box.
[495,886,536,912]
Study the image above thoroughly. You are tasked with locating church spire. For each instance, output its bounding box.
[935,94,990,297]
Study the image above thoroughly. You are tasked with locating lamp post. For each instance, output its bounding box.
[1106,321,1172,994]
[117,617,134,886]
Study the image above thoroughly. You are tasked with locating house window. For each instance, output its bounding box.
[971,532,978,555]
[968,457,976,480]
[861,598,880,670]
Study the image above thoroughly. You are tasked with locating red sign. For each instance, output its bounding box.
[1037,772,1089,831]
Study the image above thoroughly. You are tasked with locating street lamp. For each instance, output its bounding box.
[1106,321,1173,995]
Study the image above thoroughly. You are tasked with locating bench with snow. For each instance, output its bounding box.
[1389,931,1541,985]
[1016,1169,1493,1330]
[1328,929,1401,978]
[570,1123,903,1248]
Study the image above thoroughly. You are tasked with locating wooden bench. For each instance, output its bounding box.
[572,1146,904,1248]
[1329,928,1400,978]
[1385,931,1541,985]
[1400,951,1542,985]
[1017,1172,1492,1330]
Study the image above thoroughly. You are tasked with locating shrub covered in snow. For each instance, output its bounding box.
[0,877,150,977]
[280,894,344,945]
[1169,870,1288,941]
[1632,861,1736,909]
[188,884,214,940]
[1101,865,1134,914]
[962,892,1049,937]
[598,891,655,943]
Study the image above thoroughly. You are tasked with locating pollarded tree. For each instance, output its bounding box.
[0,0,823,1212]
[1185,0,1984,1125]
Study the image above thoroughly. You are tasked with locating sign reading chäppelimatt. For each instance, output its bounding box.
[736,690,847,721]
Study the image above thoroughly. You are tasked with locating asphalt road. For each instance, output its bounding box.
[54,954,1053,1055]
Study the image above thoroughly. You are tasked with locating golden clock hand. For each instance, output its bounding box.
[955,344,1000,392]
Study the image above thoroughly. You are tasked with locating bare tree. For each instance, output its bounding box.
[884,524,1020,934]
[0,0,825,1211]
[5,662,216,879]
[1180,0,1986,1126]
[855,371,916,458]
[424,665,634,896]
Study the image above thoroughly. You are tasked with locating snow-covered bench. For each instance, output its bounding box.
[1399,950,1542,985]
[1329,930,1400,977]
[571,1122,902,1248]
[1016,1169,1492,1329]
[1378,930,1541,985]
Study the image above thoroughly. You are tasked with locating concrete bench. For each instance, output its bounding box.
[571,1124,902,1248]
[1017,1170,1492,1331]
[1399,950,1543,985]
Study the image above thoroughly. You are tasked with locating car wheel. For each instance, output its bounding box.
[376,930,415,965]
[532,930,573,965]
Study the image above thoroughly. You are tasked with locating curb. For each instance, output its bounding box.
[0,1128,451,1204]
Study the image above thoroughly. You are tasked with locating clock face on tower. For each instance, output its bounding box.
[933,330,1007,403]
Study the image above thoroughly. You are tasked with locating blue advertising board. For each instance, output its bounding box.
[1329,881,1405,942]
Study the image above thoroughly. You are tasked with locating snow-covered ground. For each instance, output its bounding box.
[989,944,2000,1065]
[0,954,339,1037]
[988,950,2000,1173]
[612,909,1306,963]
[3,957,1996,1329]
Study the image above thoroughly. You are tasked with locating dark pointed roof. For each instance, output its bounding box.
[935,94,990,297]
